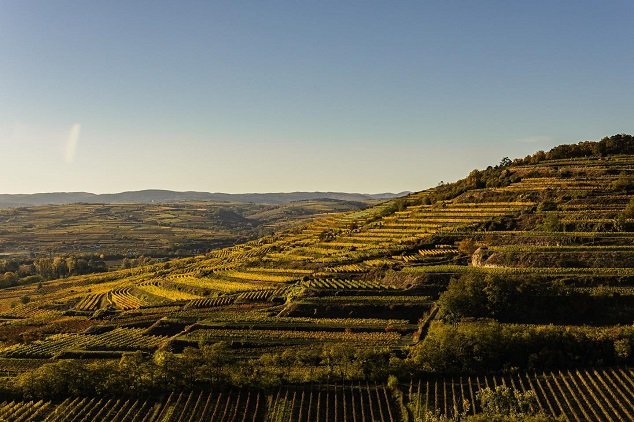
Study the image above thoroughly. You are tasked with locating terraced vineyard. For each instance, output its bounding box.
[1,367,633,421]
[407,368,634,421]
[1,135,633,420]
[0,328,166,358]
[0,384,400,421]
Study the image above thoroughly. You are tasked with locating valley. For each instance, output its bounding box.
[0,135,633,421]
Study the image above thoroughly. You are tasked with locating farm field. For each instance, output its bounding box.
[0,135,633,420]
[0,199,373,260]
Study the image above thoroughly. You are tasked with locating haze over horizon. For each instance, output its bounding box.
[1,1,633,195]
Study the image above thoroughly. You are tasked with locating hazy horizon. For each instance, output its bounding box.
[2,1,633,194]
[0,188,410,196]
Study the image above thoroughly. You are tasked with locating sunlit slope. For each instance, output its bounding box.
[0,149,632,368]
[0,201,530,314]
[1,153,629,316]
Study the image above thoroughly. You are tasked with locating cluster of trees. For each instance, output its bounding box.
[517,134,634,164]
[429,165,520,203]
[121,255,158,269]
[0,255,164,289]
[438,273,634,324]
[32,256,107,279]
[3,349,555,421]
[0,340,576,422]
[470,386,550,422]
[438,273,568,322]
[4,343,404,400]
[0,255,108,288]
[8,318,633,400]
[410,321,634,374]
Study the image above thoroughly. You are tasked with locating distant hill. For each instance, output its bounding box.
[0,199,373,259]
[0,190,409,208]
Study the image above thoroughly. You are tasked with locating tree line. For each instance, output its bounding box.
[0,255,162,289]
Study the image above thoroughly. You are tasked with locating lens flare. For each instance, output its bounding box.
[65,123,81,163]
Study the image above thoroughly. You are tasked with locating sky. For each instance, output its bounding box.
[1,1,633,194]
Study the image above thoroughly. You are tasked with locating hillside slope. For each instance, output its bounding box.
[0,134,633,421]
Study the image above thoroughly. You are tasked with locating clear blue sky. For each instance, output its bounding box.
[1,1,632,194]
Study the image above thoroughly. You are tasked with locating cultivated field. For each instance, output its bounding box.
[1,136,633,420]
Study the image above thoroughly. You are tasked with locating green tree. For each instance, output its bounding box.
[437,273,489,321]
[541,213,561,232]
[477,386,539,418]
[611,173,634,193]
[624,197,634,219]
[1,271,18,287]
[118,351,156,395]
[499,157,512,167]
[197,342,232,384]
[537,200,557,212]
[52,257,68,278]
[33,258,53,279]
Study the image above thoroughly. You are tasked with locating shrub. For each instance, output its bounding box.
[410,321,634,373]
[477,386,538,418]
[624,197,634,219]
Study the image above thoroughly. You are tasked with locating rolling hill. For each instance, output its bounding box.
[0,190,408,208]
[0,134,633,421]
[0,199,376,261]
